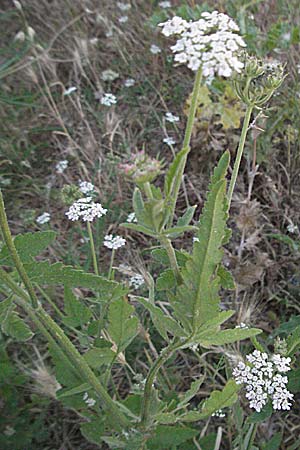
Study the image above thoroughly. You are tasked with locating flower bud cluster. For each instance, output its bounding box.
[233,55,285,107]
[233,350,293,412]
[103,234,126,250]
[159,11,246,78]
[119,151,162,183]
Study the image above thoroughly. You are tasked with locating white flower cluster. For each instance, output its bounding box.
[126,212,137,223]
[78,180,94,194]
[36,212,51,225]
[66,197,107,222]
[104,234,126,250]
[165,112,180,123]
[101,69,119,81]
[101,93,117,106]
[159,1,172,8]
[129,273,144,289]
[150,44,162,54]
[233,350,293,412]
[212,409,226,418]
[163,136,176,146]
[117,2,131,11]
[55,159,68,174]
[83,392,96,407]
[124,78,135,87]
[159,11,246,77]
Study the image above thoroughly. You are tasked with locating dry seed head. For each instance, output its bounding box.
[30,365,61,399]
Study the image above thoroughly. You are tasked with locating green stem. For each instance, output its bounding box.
[143,182,153,200]
[108,249,115,280]
[227,105,253,209]
[159,235,181,283]
[141,339,185,427]
[87,222,99,276]
[167,68,202,227]
[0,190,39,308]
[0,272,130,429]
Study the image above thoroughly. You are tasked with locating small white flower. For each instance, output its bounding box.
[66,197,107,222]
[3,426,16,437]
[117,2,131,11]
[163,136,176,146]
[55,160,68,174]
[212,409,226,418]
[104,234,126,250]
[235,322,248,329]
[83,392,96,407]
[287,223,298,234]
[150,44,162,54]
[36,212,51,225]
[129,274,144,289]
[90,37,99,45]
[126,212,137,223]
[78,180,95,195]
[63,86,77,96]
[118,15,129,24]
[124,78,135,87]
[193,237,200,243]
[159,1,172,8]
[100,93,117,106]
[101,69,119,81]
[165,112,180,123]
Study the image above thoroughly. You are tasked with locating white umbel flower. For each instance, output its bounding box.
[126,212,137,223]
[159,1,172,8]
[83,392,96,407]
[233,350,293,412]
[100,93,117,106]
[101,69,119,81]
[66,197,107,222]
[117,2,131,11]
[150,44,162,54]
[118,15,129,24]
[78,180,94,195]
[129,274,144,289]
[55,160,68,174]
[36,212,51,225]
[104,234,126,250]
[124,78,135,87]
[163,136,176,146]
[165,112,180,123]
[159,11,246,79]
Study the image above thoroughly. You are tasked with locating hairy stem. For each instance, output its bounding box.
[159,235,181,283]
[141,339,186,427]
[87,221,99,276]
[227,105,253,209]
[167,68,202,227]
[0,190,39,308]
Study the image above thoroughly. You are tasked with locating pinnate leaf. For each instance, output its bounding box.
[107,298,139,353]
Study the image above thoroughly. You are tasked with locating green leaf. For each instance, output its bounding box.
[248,402,273,423]
[1,310,33,341]
[147,425,198,450]
[287,325,300,356]
[80,418,105,445]
[0,231,56,266]
[262,432,282,450]
[156,269,176,291]
[200,327,261,347]
[288,368,300,393]
[181,379,240,422]
[48,341,82,387]
[163,225,197,237]
[164,146,190,197]
[57,382,90,399]
[133,187,145,222]
[171,151,231,332]
[217,266,235,290]
[177,377,204,409]
[62,287,92,328]
[0,297,13,315]
[83,347,116,368]
[107,298,139,353]
[177,205,197,227]
[151,248,189,267]
[24,261,123,298]
[134,296,185,339]
[121,222,157,237]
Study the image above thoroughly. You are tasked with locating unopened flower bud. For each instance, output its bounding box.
[119,151,163,184]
